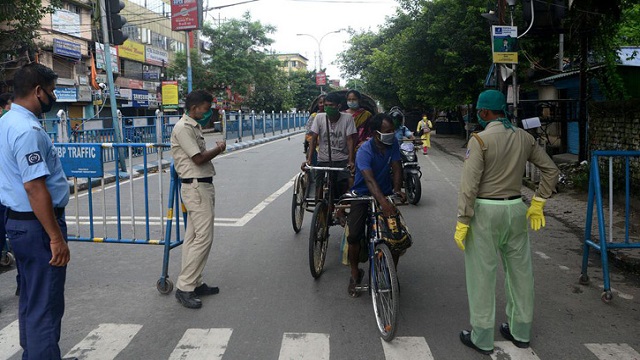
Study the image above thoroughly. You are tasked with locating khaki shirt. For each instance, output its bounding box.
[457,121,559,225]
[171,114,215,179]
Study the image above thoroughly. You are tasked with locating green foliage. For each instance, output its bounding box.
[339,0,490,111]
[0,0,62,68]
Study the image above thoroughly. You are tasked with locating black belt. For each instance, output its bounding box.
[477,195,522,201]
[181,177,213,184]
[7,207,65,220]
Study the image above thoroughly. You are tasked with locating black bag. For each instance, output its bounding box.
[377,211,412,254]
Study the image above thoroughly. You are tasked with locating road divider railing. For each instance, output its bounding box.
[581,150,640,303]
[58,142,185,294]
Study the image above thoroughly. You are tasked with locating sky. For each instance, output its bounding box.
[203,0,400,84]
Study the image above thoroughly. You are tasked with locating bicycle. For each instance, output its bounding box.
[305,164,350,279]
[338,192,406,341]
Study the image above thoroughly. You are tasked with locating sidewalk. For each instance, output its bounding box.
[430,132,640,274]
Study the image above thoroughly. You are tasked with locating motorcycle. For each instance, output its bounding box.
[400,141,422,204]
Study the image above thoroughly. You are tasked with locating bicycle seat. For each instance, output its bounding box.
[340,190,360,200]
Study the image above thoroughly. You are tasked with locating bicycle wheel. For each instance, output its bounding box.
[291,172,307,233]
[370,243,399,341]
[309,200,329,279]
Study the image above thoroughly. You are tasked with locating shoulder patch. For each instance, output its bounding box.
[465,148,471,159]
[32,126,44,132]
[26,151,44,165]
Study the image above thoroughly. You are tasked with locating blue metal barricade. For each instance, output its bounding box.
[60,143,186,294]
[581,150,640,303]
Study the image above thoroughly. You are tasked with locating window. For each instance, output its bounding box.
[53,57,74,79]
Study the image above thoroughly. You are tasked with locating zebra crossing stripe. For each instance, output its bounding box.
[168,328,233,359]
[381,336,435,360]
[492,341,540,360]
[63,323,143,360]
[585,343,640,360]
[0,320,20,360]
[278,333,330,360]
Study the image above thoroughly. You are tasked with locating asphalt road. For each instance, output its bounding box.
[1,133,639,360]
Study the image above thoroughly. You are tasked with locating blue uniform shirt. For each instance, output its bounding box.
[351,137,401,196]
[0,104,69,211]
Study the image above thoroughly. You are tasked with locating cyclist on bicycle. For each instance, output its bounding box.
[346,113,406,297]
[301,92,356,201]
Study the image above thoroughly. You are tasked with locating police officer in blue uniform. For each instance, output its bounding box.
[0,63,72,359]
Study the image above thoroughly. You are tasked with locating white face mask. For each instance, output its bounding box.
[377,131,395,145]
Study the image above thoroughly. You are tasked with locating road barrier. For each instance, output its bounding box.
[60,142,184,294]
[222,110,308,142]
[581,150,640,303]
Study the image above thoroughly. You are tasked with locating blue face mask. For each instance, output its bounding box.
[347,101,359,109]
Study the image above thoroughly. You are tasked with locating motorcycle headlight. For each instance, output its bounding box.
[406,153,416,161]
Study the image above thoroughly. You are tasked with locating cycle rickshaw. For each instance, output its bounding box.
[290,90,378,234]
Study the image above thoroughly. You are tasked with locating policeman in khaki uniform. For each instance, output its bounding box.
[455,90,559,355]
[171,90,225,309]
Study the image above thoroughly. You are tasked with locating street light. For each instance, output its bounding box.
[296,30,343,71]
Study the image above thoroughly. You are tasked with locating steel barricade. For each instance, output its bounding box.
[62,143,186,294]
[581,150,640,303]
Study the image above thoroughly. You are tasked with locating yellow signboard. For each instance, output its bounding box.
[162,81,179,108]
[118,40,145,62]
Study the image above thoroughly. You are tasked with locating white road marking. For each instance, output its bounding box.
[426,155,457,189]
[381,336,435,360]
[492,341,540,360]
[64,323,143,360]
[0,320,20,360]
[585,343,640,360]
[232,175,296,227]
[598,285,634,300]
[168,328,233,360]
[534,251,551,260]
[559,265,570,271]
[278,333,330,360]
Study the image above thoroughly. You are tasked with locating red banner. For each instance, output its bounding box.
[171,0,203,31]
[315,72,326,86]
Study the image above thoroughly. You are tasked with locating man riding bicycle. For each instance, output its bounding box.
[301,92,356,201]
[346,113,406,297]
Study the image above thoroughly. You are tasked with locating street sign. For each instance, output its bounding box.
[57,144,104,178]
[492,26,518,64]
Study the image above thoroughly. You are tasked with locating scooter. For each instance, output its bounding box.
[400,140,422,205]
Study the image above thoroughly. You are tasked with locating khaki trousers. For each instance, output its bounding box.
[177,181,215,292]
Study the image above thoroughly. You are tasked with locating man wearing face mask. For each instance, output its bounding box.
[171,90,225,309]
[346,113,406,297]
[455,90,559,355]
[0,63,74,359]
[301,92,356,201]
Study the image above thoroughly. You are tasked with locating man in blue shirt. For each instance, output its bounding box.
[346,113,406,297]
[0,63,71,359]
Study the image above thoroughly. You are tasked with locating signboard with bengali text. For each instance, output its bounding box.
[162,81,179,108]
[171,0,203,31]
[315,72,326,86]
[53,39,82,60]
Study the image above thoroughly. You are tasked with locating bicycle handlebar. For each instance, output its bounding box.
[305,165,351,172]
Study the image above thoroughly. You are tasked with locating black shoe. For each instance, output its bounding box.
[459,330,493,355]
[194,283,219,296]
[499,323,530,348]
[175,289,202,309]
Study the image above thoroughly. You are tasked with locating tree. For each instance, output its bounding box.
[0,0,62,82]
[338,0,490,111]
